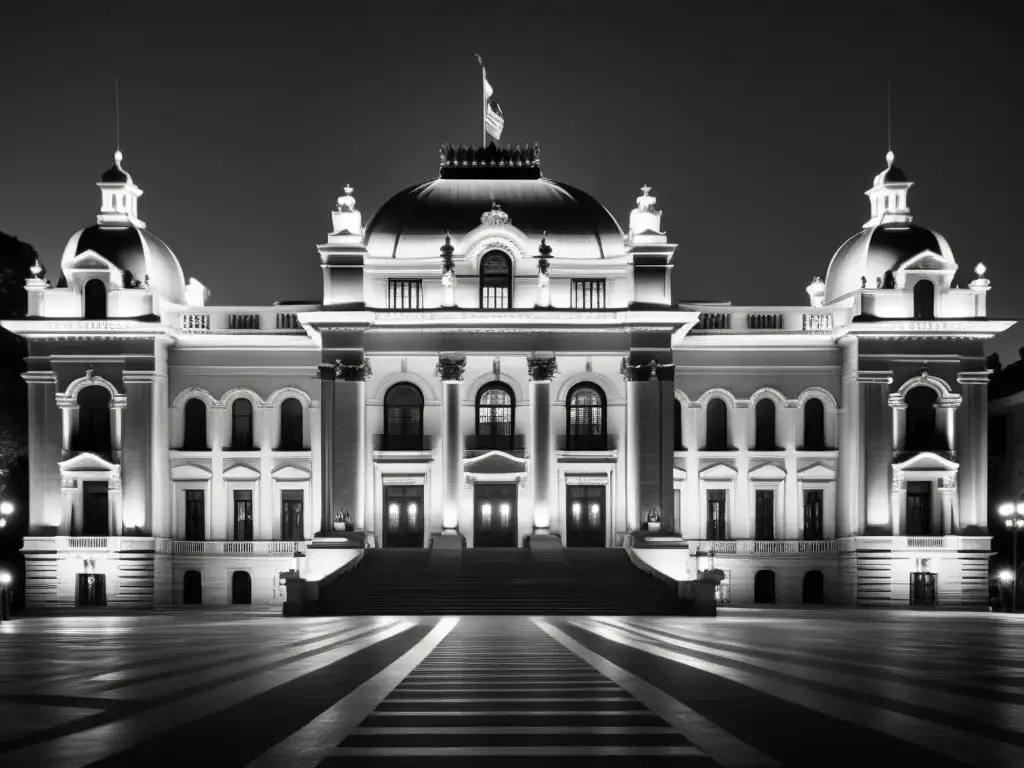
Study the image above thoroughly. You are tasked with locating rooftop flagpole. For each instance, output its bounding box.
[475,54,486,146]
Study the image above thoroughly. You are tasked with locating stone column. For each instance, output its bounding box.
[527,355,558,533]
[333,356,369,532]
[623,356,676,534]
[859,372,893,532]
[316,364,336,535]
[25,371,62,533]
[437,355,467,534]
[120,379,150,534]
[957,371,989,534]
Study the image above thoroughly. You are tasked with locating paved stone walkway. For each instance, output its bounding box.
[1,609,1023,766]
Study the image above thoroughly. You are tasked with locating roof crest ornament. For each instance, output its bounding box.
[481,201,510,228]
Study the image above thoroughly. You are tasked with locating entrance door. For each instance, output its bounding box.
[906,482,931,535]
[474,483,517,547]
[82,481,109,536]
[77,573,107,606]
[281,490,304,542]
[566,484,606,547]
[232,571,252,605]
[233,490,253,541]
[910,572,936,607]
[803,489,824,540]
[754,570,776,603]
[754,490,775,540]
[183,570,202,605]
[185,490,205,540]
[384,484,425,548]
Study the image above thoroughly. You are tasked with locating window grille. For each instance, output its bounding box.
[572,279,606,309]
[388,279,422,309]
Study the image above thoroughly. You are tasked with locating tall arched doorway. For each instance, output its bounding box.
[754,570,776,604]
[84,279,107,319]
[183,570,202,605]
[231,571,252,605]
[913,279,935,319]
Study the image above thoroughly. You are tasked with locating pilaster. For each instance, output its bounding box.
[332,356,369,531]
[527,355,557,533]
[436,355,467,534]
[622,356,676,533]
[317,364,335,534]
[957,371,990,533]
[859,371,893,532]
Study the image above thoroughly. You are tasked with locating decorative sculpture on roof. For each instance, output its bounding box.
[537,232,552,277]
[481,202,510,228]
[628,184,664,238]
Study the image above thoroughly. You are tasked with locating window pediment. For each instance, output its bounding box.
[271,464,311,481]
[223,463,261,480]
[749,461,786,480]
[796,461,836,481]
[171,462,213,481]
[698,461,738,480]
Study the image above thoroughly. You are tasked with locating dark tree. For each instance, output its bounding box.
[0,232,34,502]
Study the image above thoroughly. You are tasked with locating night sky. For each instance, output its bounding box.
[1,1,1019,357]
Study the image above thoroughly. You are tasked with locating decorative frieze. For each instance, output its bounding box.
[565,475,609,486]
[527,355,558,381]
[436,355,467,382]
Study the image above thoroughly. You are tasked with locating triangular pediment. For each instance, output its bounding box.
[898,251,955,271]
[67,250,118,272]
[171,462,213,481]
[58,452,119,473]
[673,465,687,481]
[893,451,959,472]
[464,450,528,476]
[698,461,738,480]
[271,464,311,481]
[749,461,786,480]
[223,462,261,480]
[797,461,836,481]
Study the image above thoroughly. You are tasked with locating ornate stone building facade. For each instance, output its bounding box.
[2,142,1010,608]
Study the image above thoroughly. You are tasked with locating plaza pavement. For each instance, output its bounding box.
[1,608,1023,766]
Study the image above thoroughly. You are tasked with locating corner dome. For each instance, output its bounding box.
[824,224,955,302]
[60,224,187,304]
[364,176,625,260]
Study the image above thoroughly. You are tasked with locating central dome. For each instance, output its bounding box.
[364,176,626,260]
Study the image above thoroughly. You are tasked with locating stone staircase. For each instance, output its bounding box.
[316,547,683,615]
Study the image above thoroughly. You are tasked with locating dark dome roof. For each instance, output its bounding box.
[60,223,186,304]
[364,176,625,260]
[100,164,131,184]
[878,164,908,183]
[824,223,955,302]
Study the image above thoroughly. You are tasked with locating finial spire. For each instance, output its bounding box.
[115,77,120,154]
[886,78,892,155]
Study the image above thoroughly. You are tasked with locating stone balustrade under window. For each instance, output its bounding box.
[682,305,845,334]
[170,305,318,334]
[687,539,839,555]
[169,541,308,555]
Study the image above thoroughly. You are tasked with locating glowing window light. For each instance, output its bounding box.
[589,503,601,526]
[499,503,511,528]
[571,502,582,522]
[388,503,399,530]
[408,502,417,527]
[481,503,492,526]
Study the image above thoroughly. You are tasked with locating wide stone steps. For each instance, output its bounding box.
[318,547,682,615]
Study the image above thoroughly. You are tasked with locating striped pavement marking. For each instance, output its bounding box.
[535,618,780,768]
[572,617,1024,768]
[245,616,459,768]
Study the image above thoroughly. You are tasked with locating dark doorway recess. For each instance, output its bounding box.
[384,484,425,548]
[183,570,202,605]
[77,573,107,607]
[82,481,109,535]
[754,570,776,604]
[566,484,606,547]
[803,570,824,604]
[231,571,252,605]
[474,482,517,547]
[910,572,936,607]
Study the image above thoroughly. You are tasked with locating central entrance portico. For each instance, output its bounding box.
[474,482,518,547]
[383,484,425,547]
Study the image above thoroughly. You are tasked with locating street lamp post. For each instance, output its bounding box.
[0,572,11,621]
[998,502,1024,612]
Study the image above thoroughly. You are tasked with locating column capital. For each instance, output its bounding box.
[526,354,558,381]
[957,371,991,386]
[620,357,675,382]
[334,356,372,382]
[436,354,467,382]
[316,364,336,381]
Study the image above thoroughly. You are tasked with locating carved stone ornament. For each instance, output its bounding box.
[481,202,510,228]
[440,231,456,275]
[537,231,552,276]
[527,355,559,382]
[940,474,957,490]
[436,355,467,382]
[620,358,675,382]
[86,366,95,381]
[335,358,372,382]
[892,471,905,493]
[316,363,337,381]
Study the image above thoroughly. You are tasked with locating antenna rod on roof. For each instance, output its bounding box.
[886,78,892,155]
[115,77,121,154]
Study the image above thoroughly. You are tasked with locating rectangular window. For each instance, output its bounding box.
[481,285,509,309]
[281,490,303,542]
[572,279,606,309]
[388,279,422,309]
[185,489,205,541]
[707,490,726,540]
[233,490,253,541]
[803,489,823,540]
[754,490,775,540]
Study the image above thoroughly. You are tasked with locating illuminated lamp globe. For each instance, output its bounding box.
[0,501,13,516]
[0,572,11,586]
[975,262,987,277]
[0,518,6,529]
[999,503,1015,518]
[999,570,1014,584]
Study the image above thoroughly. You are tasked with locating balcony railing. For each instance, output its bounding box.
[687,539,839,555]
[372,434,433,452]
[169,541,308,555]
[170,305,318,334]
[682,305,845,334]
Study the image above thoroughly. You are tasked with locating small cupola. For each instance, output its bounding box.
[97,150,145,227]
[864,150,913,228]
[628,185,665,241]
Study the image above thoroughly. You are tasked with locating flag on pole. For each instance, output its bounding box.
[476,54,504,142]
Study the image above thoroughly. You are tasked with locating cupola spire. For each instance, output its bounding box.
[331,185,362,236]
[97,149,145,227]
[627,184,666,243]
[864,150,913,228]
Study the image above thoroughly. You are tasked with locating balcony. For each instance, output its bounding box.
[170,305,319,335]
[169,541,308,555]
[372,434,433,453]
[465,434,526,457]
[687,539,839,555]
[681,304,845,334]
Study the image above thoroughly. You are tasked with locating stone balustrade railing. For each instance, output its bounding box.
[170,305,318,334]
[170,541,308,555]
[686,539,839,555]
[683,306,843,334]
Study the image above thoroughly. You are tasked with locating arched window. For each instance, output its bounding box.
[705,397,729,450]
[384,383,424,450]
[231,399,254,450]
[476,382,514,450]
[480,251,512,309]
[754,399,778,450]
[566,383,606,450]
[278,398,303,451]
[905,386,940,451]
[913,279,935,320]
[76,386,111,454]
[183,398,208,451]
[803,398,826,450]
[84,279,106,319]
[673,398,684,451]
